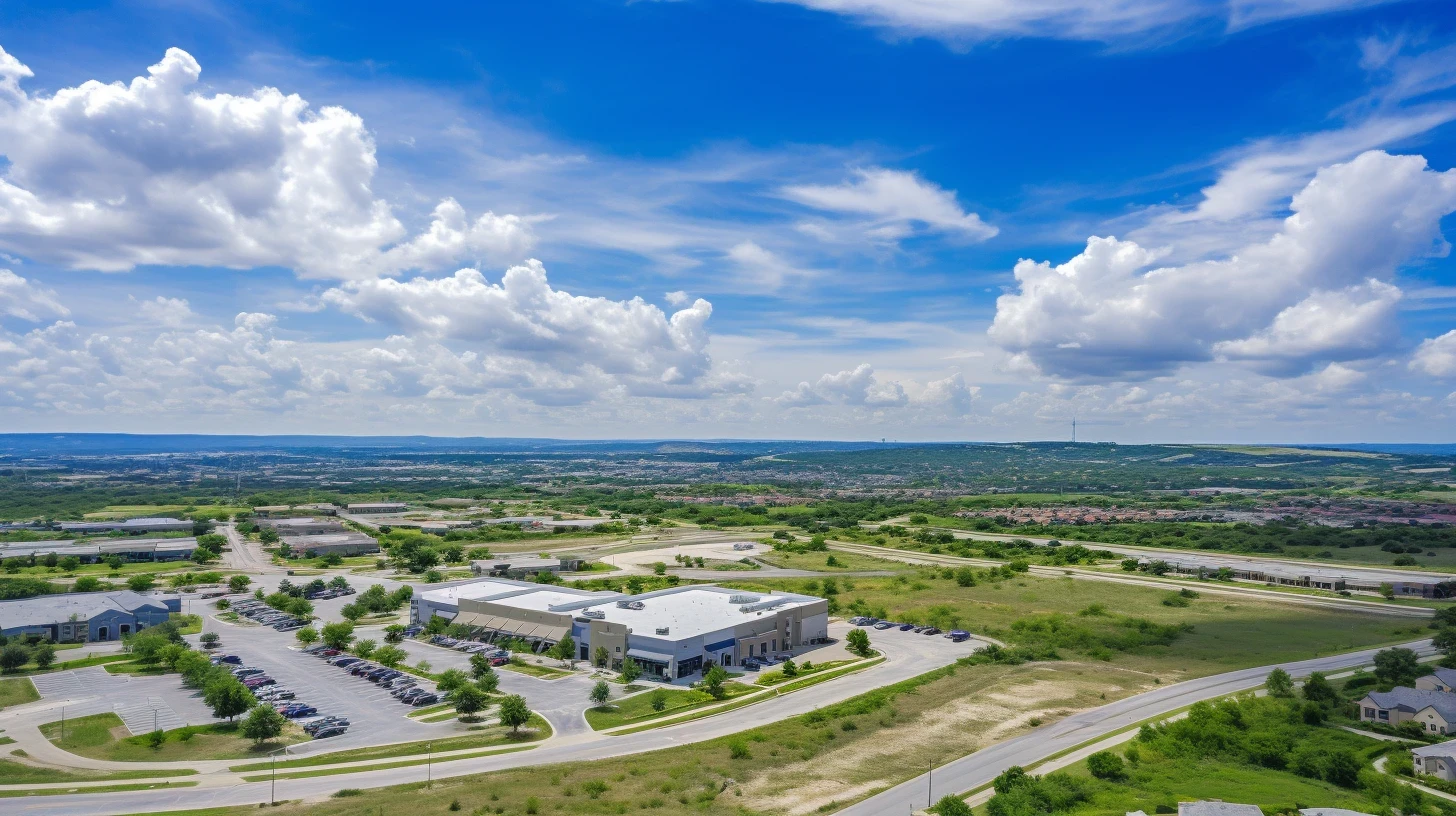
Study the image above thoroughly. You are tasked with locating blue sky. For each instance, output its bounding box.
[0,0,1454,441]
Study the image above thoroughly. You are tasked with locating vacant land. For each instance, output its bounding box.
[0,677,38,709]
[40,713,307,761]
[727,571,1425,679]
[754,549,909,572]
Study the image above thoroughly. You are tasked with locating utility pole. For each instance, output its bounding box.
[927,760,933,808]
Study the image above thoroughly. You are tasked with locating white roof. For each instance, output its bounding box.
[493,589,595,612]
[578,587,819,640]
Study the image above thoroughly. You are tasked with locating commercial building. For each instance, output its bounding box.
[0,537,199,563]
[256,517,345,536]
[1357,687,1456,734]
[251,506,294,517]
[281,532,379,558]
[1131,553,1455,598]
[346,503,408,514]
[58,517,194,535]
[470,556,584,578]
[413,578,829,679]
[0,591,181,642]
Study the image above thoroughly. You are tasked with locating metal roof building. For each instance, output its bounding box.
[0,590,181,642]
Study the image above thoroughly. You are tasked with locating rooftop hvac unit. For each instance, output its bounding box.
[655,627,670,635]
[616,600,645,610]
[728,594,761,604]
[739,598,790,614]
[581,609,605,619]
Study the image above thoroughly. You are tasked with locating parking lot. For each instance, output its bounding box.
[209,610,469,756]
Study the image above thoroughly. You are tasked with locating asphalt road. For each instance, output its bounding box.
[11,625,984,816]
[837,638,1436,816]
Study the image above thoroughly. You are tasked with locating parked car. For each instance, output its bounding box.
[898,623,916,632]
[409,693,439,706]
[921,627,942,636]
[211,654,242,665]
[946,630,970,642]
[282,705,318,718]
[232,667,266,677]
[848,616,872,626]
[740,657,761,670]
[329,656,359,666]
[317,649,340,657]
[312,725,348,739]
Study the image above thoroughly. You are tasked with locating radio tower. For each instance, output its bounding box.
[1072,417,1077,444]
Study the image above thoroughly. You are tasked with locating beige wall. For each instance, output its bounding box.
[589,620,629,666]
[458,598,572,631]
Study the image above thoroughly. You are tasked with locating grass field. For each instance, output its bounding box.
[39,713,306,761]
[10,654,131,676]
[0,759,196,784]
[0,678,38,709]
[584,682,758,730]
[726,571,1425,679]
[754,549,910,572]
[0,781,199,798]
[501,659,572,679]
[226,714,551,771]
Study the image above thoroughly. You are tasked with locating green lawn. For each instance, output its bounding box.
[0,677,39,709]
[8,653,131,676]
[40,713,306,761]
[238,746,536,782]
[0,759,196,784]
[501,659,573,679]
[584,682,758,730]
[226,714,552,771]
[755,659,857,686]
[0,781,199,798]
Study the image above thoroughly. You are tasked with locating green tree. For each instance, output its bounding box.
[619,656,642,684]
[933,796,974,816]
[1264,667,1294,698]
[590,679,611,706]
[498,694,531,733]
[374,645,407,668]
[453,684,489,718]
[352,638,377,659]
[227,575,251,593]
[1374,647,1421,688]
[437,668,469,696]
[241,704,285,743]
[320,621,355,650]
[384,624,406,644]
[295,626,318,646]
[649,688,667,712]
[1302,672,1339,705]
[702,664,729,700]
[73,576,102,592]
[31,641,55,669]
[175,650,213,686]
[1086,750,1125,780]
[126,574,156,592]
[846,628,873,657]
[781,657,798,677]
[205,677,254,722]
[340,603,364,621]
[200,631,220,649]
[593,645,610,668]
[549,634,576,665]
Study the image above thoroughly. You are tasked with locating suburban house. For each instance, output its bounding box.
[1413,740,1456,781]
[0,591,180,642]
[1358,688,1456,734]
[1416,667,1456,693]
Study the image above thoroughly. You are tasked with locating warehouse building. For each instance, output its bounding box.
[256,517,346,536]
[0,537,199,563]
[470,556,584,578]
[281,532,379,558]
[414,578,828,679]
[0,591,181,642]
[58,517,194,535]
[346,503,408,514]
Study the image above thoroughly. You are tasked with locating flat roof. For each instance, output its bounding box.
[575,586,822,640]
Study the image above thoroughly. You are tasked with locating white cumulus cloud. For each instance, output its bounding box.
[989,150,1456,379]
[782,167,995,245]
[0,269,67,321]
[323,260,736,399]
[776,363,908,407]
[1412,330,1456,379]
[0,45,532,279]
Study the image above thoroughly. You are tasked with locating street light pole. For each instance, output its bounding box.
[927,760,933,808]
[427,742,433,787]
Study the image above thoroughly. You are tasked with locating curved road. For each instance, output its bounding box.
[837,638,1436,816]
[11,637,1433,816]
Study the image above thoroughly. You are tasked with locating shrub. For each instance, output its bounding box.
[1086,750,1125,780]
[728,740,752,759]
